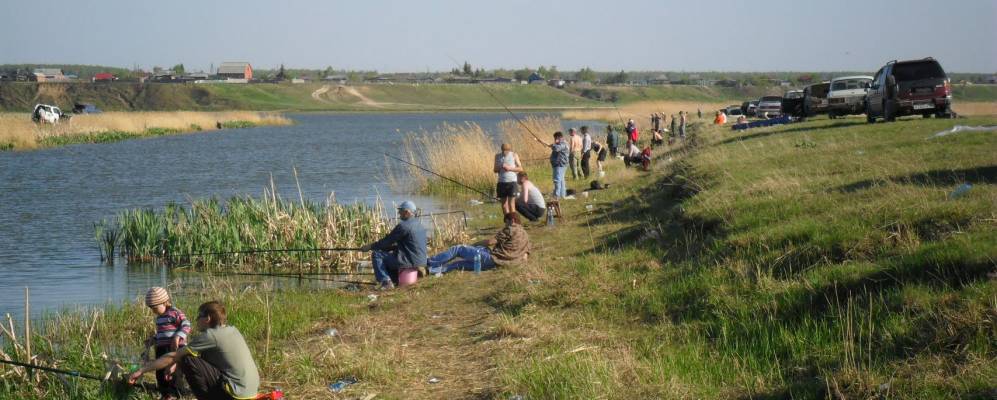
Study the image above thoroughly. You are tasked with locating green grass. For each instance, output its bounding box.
[485,116,997,398]
[1,282,361,399]
[952,84,997,101]
[36,128,184,147]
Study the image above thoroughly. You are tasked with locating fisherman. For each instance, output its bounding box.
[623,139,642,168]
[679,111,687,139]
[129,301,260,400]
[652,129,664,147]
[651,113,661,132]
[580,126,593,178]
[626,119,639,144]
[426,213,529,274]
[697,108,702,119]
[534,131,569,199]
[494,143,523,216]
[568,128,583,180]
[359,200,427,290]
[605,124,619,157]
[515,172,546,222]
[591,140,608,175]
[670,114,678,140]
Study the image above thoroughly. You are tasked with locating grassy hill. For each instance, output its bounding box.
[1,82,994,113]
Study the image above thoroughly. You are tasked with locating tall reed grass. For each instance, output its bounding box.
[386,116,563,196]
[109,188,467,272]
[0,111,291,150]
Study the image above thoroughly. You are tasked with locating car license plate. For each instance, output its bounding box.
[913,103,933,110]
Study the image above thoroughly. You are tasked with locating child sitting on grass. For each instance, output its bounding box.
[144,287,192,400]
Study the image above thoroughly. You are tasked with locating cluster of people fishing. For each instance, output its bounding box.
[127,115,700,399]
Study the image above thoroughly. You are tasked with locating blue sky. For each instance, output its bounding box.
[2,0,995,73]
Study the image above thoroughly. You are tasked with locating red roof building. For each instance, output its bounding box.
[93,73,116,82]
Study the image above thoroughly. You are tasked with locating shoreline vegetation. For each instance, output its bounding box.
[0,111,290,151]
[2,113,996,398]
[98,187,468,271]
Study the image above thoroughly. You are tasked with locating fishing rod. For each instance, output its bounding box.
[0,359,103,381]
[165,247,363,260]
[228,271,373,277]
[447,56,547,146]
[384,152,497,200]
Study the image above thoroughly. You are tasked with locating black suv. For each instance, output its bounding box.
[865,57,952,122]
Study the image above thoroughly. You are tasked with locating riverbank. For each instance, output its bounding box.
[3,115,995,398]
[0,111,290,151]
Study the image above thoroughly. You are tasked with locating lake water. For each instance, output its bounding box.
[0,112,597,324]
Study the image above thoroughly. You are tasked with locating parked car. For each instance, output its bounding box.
[827,75,873,118]
[781,90,804,118]
[865,57,952,123]
[756,96,782,118]
[803,82,831,120]
[31,104,68,124]
[726,105,745,119]
[741,100,758,117]
[72,103,102,114]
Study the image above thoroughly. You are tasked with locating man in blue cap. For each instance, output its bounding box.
[360,200,427,290]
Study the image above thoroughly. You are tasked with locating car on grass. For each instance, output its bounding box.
[827,75,873,118]
[725,105,745,119]
[741,100,759,117]
[865,57,952,123]
[31,104,68,124]
[756,96,782,118]
[781,90,804,118]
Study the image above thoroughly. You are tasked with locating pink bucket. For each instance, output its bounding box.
[397,268,419,287]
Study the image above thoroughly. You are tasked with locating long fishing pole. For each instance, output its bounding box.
[447,56,547,146]
[384,152,497,200]
[165,247,363,260]
[0,359,103,381]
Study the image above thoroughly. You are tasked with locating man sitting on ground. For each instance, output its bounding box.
[623,139,642,168]
[427,213,530,275]
[129,301,260,400]
[514,172,546,222]
[359,200,427,290]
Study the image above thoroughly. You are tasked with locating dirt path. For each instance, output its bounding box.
[311,85,387,108]
[302,271,520,398]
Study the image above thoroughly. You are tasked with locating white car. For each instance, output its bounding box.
[31,104,67,124]
[827,75,873,118]
[756,96,782,118]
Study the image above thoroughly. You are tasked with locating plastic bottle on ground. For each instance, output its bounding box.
[473,251,482,275]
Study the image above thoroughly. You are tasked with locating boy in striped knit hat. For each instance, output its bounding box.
[144,287,192,400]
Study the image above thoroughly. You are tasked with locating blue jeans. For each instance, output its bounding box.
[371,250,401,284]
[552,166,567,198]
[427,245,495,274]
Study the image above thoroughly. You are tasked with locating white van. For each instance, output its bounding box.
[827,76,873,118]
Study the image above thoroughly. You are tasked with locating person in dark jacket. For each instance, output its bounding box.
[360,200,427,290]
[605,124,619,156]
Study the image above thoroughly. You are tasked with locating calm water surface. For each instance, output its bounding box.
[0,112,596,324]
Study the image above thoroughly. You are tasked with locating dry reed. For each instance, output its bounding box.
[562,100,729,125]
[386,116,569,196]
[0,111,291,150]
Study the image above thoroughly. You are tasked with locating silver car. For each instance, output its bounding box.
[827,75,873,118]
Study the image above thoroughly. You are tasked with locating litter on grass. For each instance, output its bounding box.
[929,125,997,139]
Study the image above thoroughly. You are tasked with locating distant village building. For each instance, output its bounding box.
[33,68,67,82]
[92,73,117,82]
[150,71,178,83]
[217,62,253,80]
[648,74,670,85]
[323,75,348,84]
